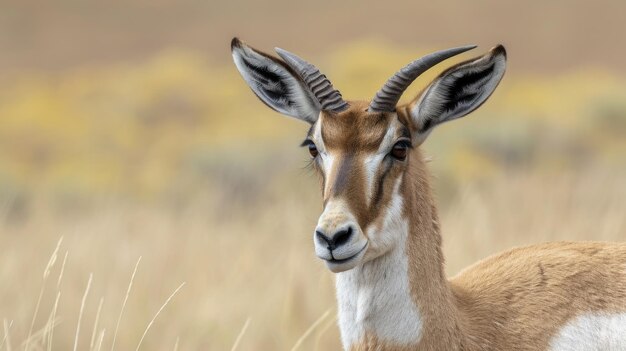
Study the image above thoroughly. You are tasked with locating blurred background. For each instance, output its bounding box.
[0,0,625,350]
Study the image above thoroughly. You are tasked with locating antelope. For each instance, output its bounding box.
[231,37,626,351]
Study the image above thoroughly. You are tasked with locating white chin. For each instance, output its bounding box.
[325,259,360,273]
[321,243,368,273]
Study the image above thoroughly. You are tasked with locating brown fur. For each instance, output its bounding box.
[337,103,626,350]
[317,101,408,234]
[234,41,626,350]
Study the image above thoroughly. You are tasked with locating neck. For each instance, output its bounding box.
[335,151,464,351]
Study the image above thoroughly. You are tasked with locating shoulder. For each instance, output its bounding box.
[450,241,626,308]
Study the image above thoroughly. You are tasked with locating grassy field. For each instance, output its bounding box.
[1,171,625,350]
[0,41,625,350]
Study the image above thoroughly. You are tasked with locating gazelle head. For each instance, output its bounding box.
[232,38,506,273]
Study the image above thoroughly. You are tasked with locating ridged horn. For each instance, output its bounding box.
[368,45,477,112]
[275,47,348,113]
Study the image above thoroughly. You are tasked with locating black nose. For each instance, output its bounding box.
[315,227,353,250]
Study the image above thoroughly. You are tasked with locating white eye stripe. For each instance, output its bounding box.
[363,121,403,206]
[313,116,406,204]
[379,124,398,152]
[363,154,385,206]
[312,117,325,152]
[322,154,336,196]
[311,119,337,197]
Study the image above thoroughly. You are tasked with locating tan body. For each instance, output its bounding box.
[451,241,626,351]
[348,140,626,351]
[231,38,626,351]
[351,243,626,351]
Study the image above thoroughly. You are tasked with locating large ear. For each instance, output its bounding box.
[231,38,321,124]
[408,45,507,142]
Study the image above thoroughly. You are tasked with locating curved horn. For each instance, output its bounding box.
[368,45,477,112]
[275,47,349,113]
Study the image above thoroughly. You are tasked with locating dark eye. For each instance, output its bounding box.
[308,144,319,158]
[390,140,410,161]
[301,139,319,158]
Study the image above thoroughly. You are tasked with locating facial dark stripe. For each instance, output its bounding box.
[371,158,392,210]
[312,105,410,233]
[332,154,354,196]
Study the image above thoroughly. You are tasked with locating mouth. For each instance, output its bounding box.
[323,243,368,265]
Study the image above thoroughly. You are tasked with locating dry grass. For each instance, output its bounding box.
[0,38,624,350]
[0,167,624,350]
